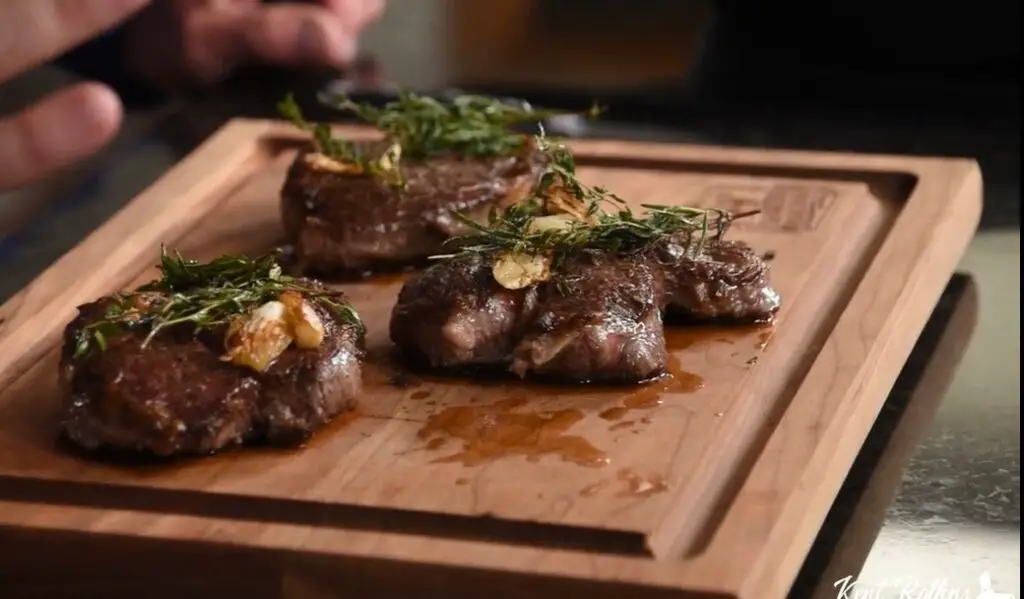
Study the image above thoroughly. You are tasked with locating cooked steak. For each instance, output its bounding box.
[59,260,365,457]
[280,140,546,278]
[389,252,538,370]
[511,252,667,383]
[386,126,782,384]
[650,237,782,322]
[389,238,779,384]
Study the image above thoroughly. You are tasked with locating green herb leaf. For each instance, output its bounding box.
[278,94,361,161]
[436,134,747,262]
[73,247,364,359]
[317,90,599,160]
[74,335,90,359]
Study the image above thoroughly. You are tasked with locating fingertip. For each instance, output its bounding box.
[321,0,385,31]
[314,19,359,65]
[249,8,359,68]
[42,83,125,166]
[361,0,387,28]
[0,83,124,190]
[72,82,125,145]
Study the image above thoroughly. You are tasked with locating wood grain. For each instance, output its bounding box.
[0,120,982,598]
[806,275,979,599]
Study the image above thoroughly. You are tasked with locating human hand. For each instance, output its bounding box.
[0,0,151,192]
[123,0,386,92]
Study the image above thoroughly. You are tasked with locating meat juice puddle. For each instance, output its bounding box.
[596,325,773,427]
[376,324,775,483]
[416,397,608,468]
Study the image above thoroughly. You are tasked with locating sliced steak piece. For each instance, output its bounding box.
[59,285,364,457]
[511,252,667,384]
[389,253,538,370]
[651,238,782,323]
[280,141,546,278]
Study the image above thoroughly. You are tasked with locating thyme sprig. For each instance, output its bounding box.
[436,135,740,261]
[72,248,363,359]
[278,94,360,160]
[445,198,733,259]
[278,94,405,187]
[317,90,602,160]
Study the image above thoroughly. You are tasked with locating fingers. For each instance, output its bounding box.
[180,1,385,82]
[0,83,123,192]
[242,4,359,67]
[0,0,152,81]
[320,0,386,31]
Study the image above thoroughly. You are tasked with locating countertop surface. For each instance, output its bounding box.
[0,65,1019,598]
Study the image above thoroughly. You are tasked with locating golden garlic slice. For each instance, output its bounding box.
[492,251,553,290]
[222,300,294,372]
[303,152,364,175]
[527,214,575,234]
[279,291,326,350]
[543,181,592,222]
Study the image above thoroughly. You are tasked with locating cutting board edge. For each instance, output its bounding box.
[0,267,980,599]
[688,157,983,597]
[0,117,984,598]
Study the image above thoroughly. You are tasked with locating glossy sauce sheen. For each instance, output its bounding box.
[417,398,609,467]
[362,323,776,471]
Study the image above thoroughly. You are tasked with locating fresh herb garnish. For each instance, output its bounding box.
[444,197,733,259]
[278,91,599,186]
[278,94,405,188]
[72,248,363,359]
[278,94,359,160]
[435,135,744,262]
[317,90,602,160]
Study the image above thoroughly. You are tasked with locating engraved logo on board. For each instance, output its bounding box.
[699,184,838,233]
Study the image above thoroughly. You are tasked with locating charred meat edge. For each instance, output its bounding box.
[59,285,365,457]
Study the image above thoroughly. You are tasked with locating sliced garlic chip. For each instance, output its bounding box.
[304,152,364,175]
[279,291,326,349]
[492,251,552,290]
[527,214,575,234]
[543,181,592,222]
[222,301,294,372]
[373,142,402,173]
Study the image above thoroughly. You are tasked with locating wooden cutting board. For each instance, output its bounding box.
[0,119,981,599]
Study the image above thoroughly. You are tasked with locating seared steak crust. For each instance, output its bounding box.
[650,238,782,322]
[280,142,547,277]
[389,240,780,383]
[512,253,667,383]
[389,253,537,369]
[59,285,364,457]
